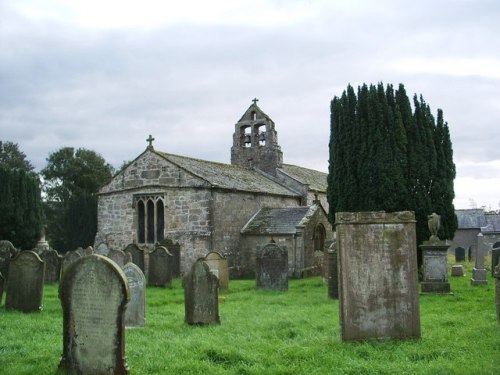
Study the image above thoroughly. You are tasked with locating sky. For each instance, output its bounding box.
[1,0,499,210]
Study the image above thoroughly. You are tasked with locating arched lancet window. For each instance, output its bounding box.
[137,201,145,243]
[156,199,164,242]
[136,195,165,244]
[313,224,326,251]
[147,200,155,243]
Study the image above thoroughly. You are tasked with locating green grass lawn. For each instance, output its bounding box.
[1,257,499,374]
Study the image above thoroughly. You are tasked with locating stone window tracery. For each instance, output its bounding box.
[135,195,165,244]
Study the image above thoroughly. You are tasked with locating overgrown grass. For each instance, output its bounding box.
[1,256,499,374]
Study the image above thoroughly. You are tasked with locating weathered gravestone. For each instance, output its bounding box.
[0,240,17,280]
[148,246,173,287]
[255,242,288,292]
[60,250,82,279]
[184,258,220,325]
[95,242,110,256]
[327,246,339,299]
[158,238,181,278]
[203,251,229,290]
[124,244,146,273]
[451,265,465,277]
[336,211,421,341]
[5,251,45,313]
[471,233,488,285]
[108,249,128,268]
[455,247,466,262]
[59,255,130,375]
[0,272,4,305]
[123,262,146,328]
[40,249,62,284]
[495,262,500,325]
[491,244,500,277]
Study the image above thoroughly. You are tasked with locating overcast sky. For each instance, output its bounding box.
[1,0,499,210]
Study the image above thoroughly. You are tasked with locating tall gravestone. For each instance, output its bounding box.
[203,251,229,290]
[148,246,173,287]
[0,272,4,305]
[184,258,220,325]
[158,238,181,278]
[59,255,130,375]
[471,233,488,285]
[5,251,45,313]
[0,240,17,280]
[255,242,288,292]
[124,244,146,274]
[491,244,500,278]
[327,247,339,299]
[123,262,146,328]
[108,249,128,268]
[336,211,420,341]
[60,250,82,279]
[40,249,62,284]
[455,247,466,262]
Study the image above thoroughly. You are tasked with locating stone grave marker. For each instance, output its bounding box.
[59,254,130,375]
[255,242,288,292]
[60,250,82,279]
[108,249,128,268]
[455,247,466,262]
[203,251,229,289]
[158,238,181,277]
[336,211,420,341]
[495,262,500,325]
[95,242,110,256]
[148,246,173,287]
[0,272,4,305]
[83,246,94,256]
[40,249,62,284]
[327,246,339,299]
[124,244,146,273]
[451,265,465,277]
[0,240,17,280]
[492,244,500,277]
[123,262,146,328]
[184,258,220,325]
[471,233,488,285]
[5,251,45,313]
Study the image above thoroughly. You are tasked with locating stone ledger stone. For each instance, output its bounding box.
[203,251,229,290]
[59,255,130,375]
[123,262,146,328]
[336,211,421,341]
[255,243,288,292]
[5,251,45,313]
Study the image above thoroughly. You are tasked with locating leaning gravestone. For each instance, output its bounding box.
[59,255,130,375]
[108,249,128,268]
[5,251,45,313]
[336,211,420,341]
[123,262,146,328]
[203,251,229,289]
[0,240,17,280]
[255,242,288,292]
[455,247,466,262]
[0,272,4,305]
[124,244,146,273]
[184,258,220,325]
[60,250,82,279]
[148,246,173,287]
[40,249,62,284]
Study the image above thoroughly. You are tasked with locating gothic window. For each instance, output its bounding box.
[313,224,326,251]
[135,195,165,244]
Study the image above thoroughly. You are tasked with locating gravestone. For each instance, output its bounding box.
[0,240,17,280]
[455,247,466,262]
[451,265,465,277]
[5,251,45,313]
[108,249,128,268]
[123,262,146,328]
[148,246,173,287]
[471,233,488,285]
[124,244,146,273]
[40,249,62,284]
[60,250,82,279]
[492,245,500,278]
[184,258,220,325]
[0,272,4,305]
[255,242,288,292]
[95,242,110,256]
[203,251,229,289]
[158,238,181,278]
[495,263,500,325]
[327,247,339,299]
[34,228,50,254]
[83,246,94,256]
[59,255,130,375]
[336,211,420,341]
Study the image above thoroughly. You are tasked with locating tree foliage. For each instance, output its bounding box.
[0,141,35,173]
[41,147,113,252]
[327,83,457,246]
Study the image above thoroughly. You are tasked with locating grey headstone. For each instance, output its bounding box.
[495,263,500,325]
[0,272,4,305]
[158,238,181,277]
[492,247,500,277]
[60,250,82,279]
[123,244,146,273]
[83,246,94,256]
[40,249,62,284]
[95,242,110,256]
[184,258,220,325]
[108,249,128,268]
[471,233,488,285]
[336,211,420,341]
[0,240,17,280]
[327,247,339,299]
[5,251,45,313]
[59,255,130,375]
[148,246,173,287]
[455,247,466,262]
[255,242,288,292]
[123,262,146,328]
[204,251,229,290]
[451,265,465,277]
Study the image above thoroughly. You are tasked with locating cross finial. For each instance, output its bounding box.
[252,98,259,105]
[146,134,155,149]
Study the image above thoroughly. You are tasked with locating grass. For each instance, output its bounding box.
[1,256,499,374]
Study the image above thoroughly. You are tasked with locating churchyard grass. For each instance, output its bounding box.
[1,256,499,375]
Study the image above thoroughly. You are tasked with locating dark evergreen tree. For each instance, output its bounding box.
[0,141,35,173]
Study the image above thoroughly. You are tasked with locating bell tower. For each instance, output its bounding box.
[230,99,283,175]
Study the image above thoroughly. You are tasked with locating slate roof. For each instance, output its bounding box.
[456,209,500,231]
[155,151,299,197]
[241,206,317,235]
[279,164,328,192]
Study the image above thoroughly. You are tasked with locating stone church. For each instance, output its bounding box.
[94,100,333,278]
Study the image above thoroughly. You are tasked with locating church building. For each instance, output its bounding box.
[94,100,333,278]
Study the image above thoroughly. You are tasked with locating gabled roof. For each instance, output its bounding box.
[154,151,299,197]
[241,206,318,235]
[279,164,328,192]
[456,209,500,231]
[238,102,272,123]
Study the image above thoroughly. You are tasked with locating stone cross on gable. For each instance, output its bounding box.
[252,98,259,105]
[146,134,155,149]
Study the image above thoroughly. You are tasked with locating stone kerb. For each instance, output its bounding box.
[59,254,130,375]
[255,243,288,292]
[148,246,173,287]
[336,211,421,341]
[123,262,146,328]
[5,250,45,313]
[203,251,229,290]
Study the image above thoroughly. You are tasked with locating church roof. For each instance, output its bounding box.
[279,164,328,192]
[241,206,317,235]
[456,209,500,231]
[155,151,300,197]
